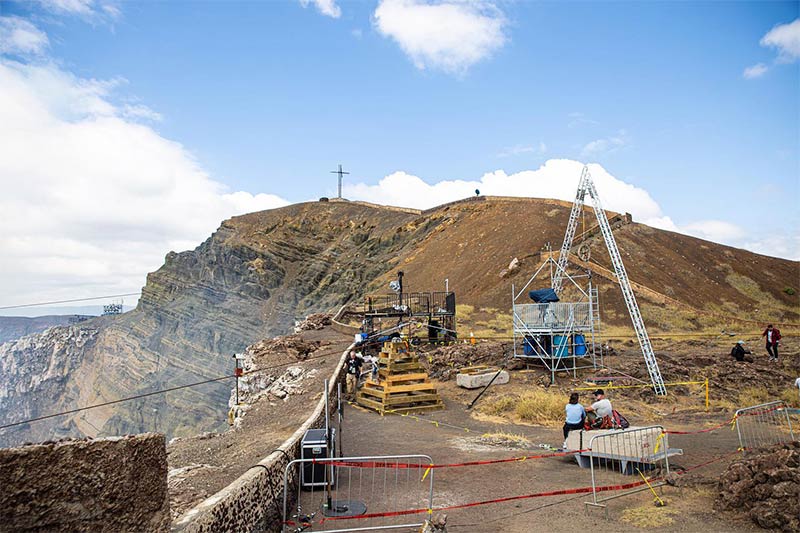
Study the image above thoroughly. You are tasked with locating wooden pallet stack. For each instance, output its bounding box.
[356,340,444,415]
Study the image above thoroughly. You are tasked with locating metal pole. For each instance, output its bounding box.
[324,379,332,510]
[337,381,343,458]
[467,365,505,410]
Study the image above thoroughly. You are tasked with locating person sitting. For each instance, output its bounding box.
[730,340,753,363]
[585,389,613,429]
[563,393,586,440]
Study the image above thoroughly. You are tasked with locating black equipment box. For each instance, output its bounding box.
[301,428,336,489]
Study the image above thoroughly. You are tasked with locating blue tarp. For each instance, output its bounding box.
[528,288,559,303]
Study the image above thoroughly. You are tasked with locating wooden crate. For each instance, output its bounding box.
[356,340,444,415]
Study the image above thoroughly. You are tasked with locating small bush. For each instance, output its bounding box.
[784,287,796,296]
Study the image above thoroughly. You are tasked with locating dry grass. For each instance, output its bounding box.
[480,390,565,426]
[481,395,517,417]
[780,389,800,408]
[621,504,678,528]
[515,391,565,425]
[456,304,474,320]
[479,431,530,445]
[738,386,772,408]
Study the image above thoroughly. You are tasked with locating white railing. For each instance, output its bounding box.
[513,302,592,330]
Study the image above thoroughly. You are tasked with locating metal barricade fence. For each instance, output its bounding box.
[584,426,675,513]
[734,401,795,450]
[282,454,434,533]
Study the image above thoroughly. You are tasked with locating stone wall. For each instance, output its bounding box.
[0,433,169,532]
[173,343,351,533]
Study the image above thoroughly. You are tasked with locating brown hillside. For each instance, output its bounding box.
[295,197,799,330]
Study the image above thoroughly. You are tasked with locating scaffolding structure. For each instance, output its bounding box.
[512,256,601,384]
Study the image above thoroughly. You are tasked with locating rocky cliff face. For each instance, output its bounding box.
[0,201,427,447]
[1,198,797,447]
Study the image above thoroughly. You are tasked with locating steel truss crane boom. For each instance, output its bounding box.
[553,166,666,395]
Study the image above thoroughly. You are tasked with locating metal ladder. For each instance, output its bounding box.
[553,166,666,395]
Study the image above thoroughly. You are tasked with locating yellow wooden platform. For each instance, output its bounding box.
[356,340,444,415]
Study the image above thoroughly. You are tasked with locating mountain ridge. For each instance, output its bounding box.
[0,196,796,447]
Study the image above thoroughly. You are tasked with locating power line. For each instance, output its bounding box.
[0,292,142,311]
[0,347,343,432]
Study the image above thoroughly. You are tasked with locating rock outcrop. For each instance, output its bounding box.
[715,442,800,532]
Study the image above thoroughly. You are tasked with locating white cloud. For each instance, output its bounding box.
[760,18,800,62]
[373,0,507,74]
[581,130,630,157]
[43,0,95,16]
[0,17,49,56]
[742,62,768,79]
[299,0,341,19]
[744,233,800,261]
[680,220,746,242]
[121,103,162,122]
[567,112,599,129]
[344,159,669,225]
[0,58,289,308]
[39,0,121,21]
[343,161,799,260]
[497,142,546,158]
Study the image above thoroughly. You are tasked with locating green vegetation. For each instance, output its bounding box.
[784,287,796,296]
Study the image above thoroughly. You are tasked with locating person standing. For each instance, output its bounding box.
[761,324,782,362]
[563,393,586,439]
[345,350,363,401]
[795,377,800,400]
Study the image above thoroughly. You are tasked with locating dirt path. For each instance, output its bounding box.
[336,386,764,532]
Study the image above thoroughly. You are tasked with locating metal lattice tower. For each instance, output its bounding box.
[553,166,666,395]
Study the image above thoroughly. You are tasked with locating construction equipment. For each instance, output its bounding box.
[345,272,457,349]
[553,166,666,396]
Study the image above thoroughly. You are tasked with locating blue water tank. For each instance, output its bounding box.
[573,334,587,355]
[523,336,535,355]
[553,335,570,357]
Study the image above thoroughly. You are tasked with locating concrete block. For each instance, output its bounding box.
[456,368,509,389]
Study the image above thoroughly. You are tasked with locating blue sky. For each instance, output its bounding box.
[0,0,798,310]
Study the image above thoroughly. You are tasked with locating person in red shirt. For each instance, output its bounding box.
[761,324,782,362]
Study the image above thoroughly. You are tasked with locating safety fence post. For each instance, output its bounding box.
[584,426,674,516]
[282,454,434,533]
[733,400,795,450]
